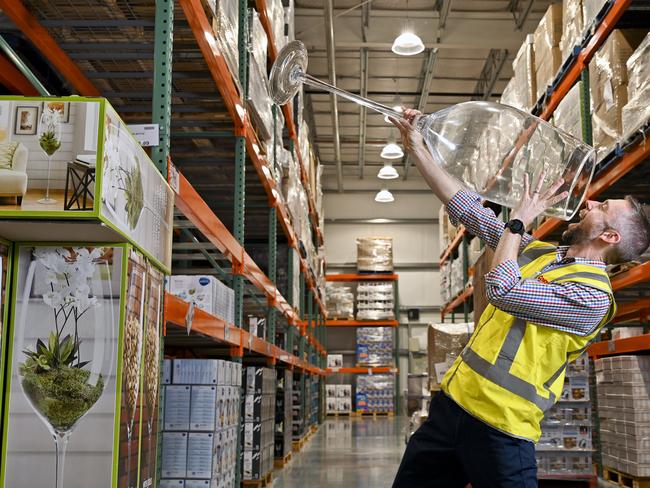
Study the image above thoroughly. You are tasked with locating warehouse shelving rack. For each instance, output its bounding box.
[324,273,401,414]
[0,0,329,484]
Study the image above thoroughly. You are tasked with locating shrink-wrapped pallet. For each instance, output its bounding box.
[533,3,563,100]
[356,237,393,273]
[559,0,585,60]
[582,0,608,29]
[207,0,240,93]
[265,0,285,50]
[553,81,584,141]
[427,323,474,389]
[247,57,273,142]
[510,35,537,111]
[249,10,268,72]
[622,33,650,138]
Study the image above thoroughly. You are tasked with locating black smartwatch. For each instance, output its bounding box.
[504,219,525,235]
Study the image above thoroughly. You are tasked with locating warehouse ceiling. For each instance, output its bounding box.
[294,0,557,192]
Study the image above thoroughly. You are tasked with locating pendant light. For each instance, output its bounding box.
[378,162,399,179]
[375,187,395,203]
[380,131,404,159]
[391,0,424,56]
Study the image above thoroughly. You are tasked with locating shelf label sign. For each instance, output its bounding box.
[608,341,616,352]
[127,124,160,147]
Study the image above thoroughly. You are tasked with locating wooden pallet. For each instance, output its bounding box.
[274,451,292,469]
[242,471,273,488]
[292,434,308,452]
[355,411,395,419]
[327,411,356,417]
[310,424,318,434]
[604,466,650,488]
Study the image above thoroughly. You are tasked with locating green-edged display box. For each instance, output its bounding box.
[0,238,12,401]
[1,243,164,488]
[0,96,174,272]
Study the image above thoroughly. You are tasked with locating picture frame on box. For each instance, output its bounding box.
[42,101,70,123]
[13,106,38,135]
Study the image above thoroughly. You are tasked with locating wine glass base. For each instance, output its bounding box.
[38,198,58,205]
[269,40,308,105]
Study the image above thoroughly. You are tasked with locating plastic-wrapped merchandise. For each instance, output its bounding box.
[622,33,650,139]
[265,0,285,50]
[427,323,474,388]
[356,236,393,273]
[533,3,563,100]
[284,0,295,46]
[247,56,274,142]
[510,35,537,111]
[553,81,583,141]
[356,282,395,321]
[207,0,240,93]
[439,262,451,305]
[582,0,608,29]
[356,327,394,367]
[559,0,585,61]
[326,283,354,319]
[355,374,395,413]
[249,10,268,72]
[590,30,646,159]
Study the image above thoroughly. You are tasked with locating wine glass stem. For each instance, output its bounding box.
[127,427,133,488]
[300,72,403,120]
[45,154,52,200]
[54,432,69,488]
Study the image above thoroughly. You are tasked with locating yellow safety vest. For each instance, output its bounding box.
[441,241,616,442]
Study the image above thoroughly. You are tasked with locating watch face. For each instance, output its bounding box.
[509,220,524,233]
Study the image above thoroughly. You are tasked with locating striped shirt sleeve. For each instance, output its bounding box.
[484,260,611,336]
[446,190,534,253]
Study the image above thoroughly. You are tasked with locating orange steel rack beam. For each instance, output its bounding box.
[325,320,399,327]
[611,298,650,324]
[441,286,474,320]
[254,0,323,246]
[611,262,650,291]
[170,164,325,355]
[534,138,650,240]
[589,330,650,360]
[326,367,398,374]
[166,294,326,375]
[0,53,41,96]
[180,0,326,314]
[326,273,399,282]
[440,227,466,266]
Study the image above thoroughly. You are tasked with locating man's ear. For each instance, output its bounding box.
[600,229,621,245]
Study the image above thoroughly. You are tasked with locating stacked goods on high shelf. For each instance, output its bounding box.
[309,375,319,425]
[502,34,536,111]
[265,0,288,51]
[241,367,276,482]
[622,33,650,139]
[356,237,393,273]
[168,275,235,325]
[205,0,240,92]
[596,355,650,478]
[552,81,584,141]
[326,282,354,319]
[427,323,474,391]
[560,0,585,61]
[356,375,395,414]
[533,4,563,101]
[438,207,459,254]
[356,327,394,367]
[468,237,483,268]
[326,385,352,414]
[160,359,242,488]
[247,10,273,142]
[248,316,267,340]
[536,354,592,477]
[589,29,648,160]
[440,244,467,305]
[2,245,167,488]
[291,373,306,441]
[356,282,395,321]
[275,369,293,461]
[327,354,343,369]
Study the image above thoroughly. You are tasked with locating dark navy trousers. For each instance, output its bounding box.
[393,392,538,488]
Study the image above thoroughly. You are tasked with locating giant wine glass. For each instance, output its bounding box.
[271,41,596,220]
[37,108,63,205]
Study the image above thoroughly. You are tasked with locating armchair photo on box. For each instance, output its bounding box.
[0,141,28,204]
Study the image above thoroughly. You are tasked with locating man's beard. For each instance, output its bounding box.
[560,222,597,246]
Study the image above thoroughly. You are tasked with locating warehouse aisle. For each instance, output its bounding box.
[273,418,406,488]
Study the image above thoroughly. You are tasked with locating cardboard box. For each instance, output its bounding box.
[190,386,218,431]
[164,386,192,431]
[553,81,583,141]
[427,323,474,387]
[560,0,585,60]
[337,385,352,398]
[327,354,343,369]
[173,359,221,385]
[326,385,337,397]
[161,432,189,479]
[338,398,352,412]
[511,34,537,110]
[186,433,214,479]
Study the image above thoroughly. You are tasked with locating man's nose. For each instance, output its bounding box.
[585,200,599,210]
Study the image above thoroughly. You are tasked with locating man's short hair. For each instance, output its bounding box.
[609,196,650,264]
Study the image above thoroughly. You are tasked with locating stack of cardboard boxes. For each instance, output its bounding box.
[356,327,394,367]
[355,374,395,414]
[427,323,474,391]
[356,282,395,321]
[168,275,235,325]
[533,4,563,101]
[275,369,293,461]
[622,33,650,139]
[596,355,650,477]
[559,0,584,61]
[160,359,241,488]
[326,385,352,414]
[292,372,306,441]
[506,34,537,111]
[553,81,584,141]
[241,367,276,481]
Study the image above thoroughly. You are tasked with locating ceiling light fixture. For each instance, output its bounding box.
[380,137,404,159]
[378,162,399,179]
[375,188,395,203]
[391,32,425,56]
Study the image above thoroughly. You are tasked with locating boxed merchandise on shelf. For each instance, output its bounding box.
[427,322,474,389]
[356,281,395,321]
[167,274,235,325]
[356,236,393,273]
[284,0,295,45]
[248,9,268,71]
[265,0,286,51]
[207,0,241,93]
[450,256,464,298]
[292,372,306,440]
[559,0,585,61]
[582,0,608,29]
[275,369,293,459]
[326,283,354,319]
[356,327,394,367]
[356,374,395,413]
[552,81,583,141]
[596,355,650,477]
[440,262,451,305]
[509,34,537,111]
[247,55,274,142]
[622,32,650,139]
[327,354,343,369]
[533,3,563,100]
[160,359,241,488]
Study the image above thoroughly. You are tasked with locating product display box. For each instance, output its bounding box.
[337,385,352,398]
[0,239,11,398]
[244,366,275,395]
[168,275,234,324]
[243,393,275,422]
[0,97,174,271]
[1,244,165,488]
[327,354,343,369]
[242,419,274,451]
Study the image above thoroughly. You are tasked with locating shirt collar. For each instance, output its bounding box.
[555,246,607,269]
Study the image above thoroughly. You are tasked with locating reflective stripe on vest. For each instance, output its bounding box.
[517,244,556,267]
[552,271,612,288]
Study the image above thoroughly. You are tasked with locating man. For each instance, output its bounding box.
[391,109,650,488]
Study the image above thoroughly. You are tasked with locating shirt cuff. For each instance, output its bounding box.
[484,260,521,293]
[446,189,482,227]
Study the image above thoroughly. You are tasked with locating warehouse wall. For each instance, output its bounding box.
[323,186,444,402]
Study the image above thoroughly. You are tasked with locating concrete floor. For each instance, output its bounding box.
[273,417,407,488]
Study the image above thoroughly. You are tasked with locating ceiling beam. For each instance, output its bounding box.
[324,0,343,192]
[358,48,369,179]
[507,0,535,30]
[303,41,494,51]
[472,49,509,100]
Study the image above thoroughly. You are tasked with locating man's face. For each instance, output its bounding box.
[561,199,629,246]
